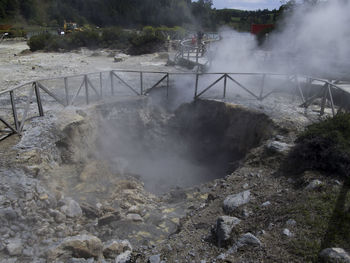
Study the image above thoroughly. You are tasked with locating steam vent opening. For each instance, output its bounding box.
[88,99,274,195]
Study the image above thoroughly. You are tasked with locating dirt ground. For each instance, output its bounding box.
[0,40,182,93]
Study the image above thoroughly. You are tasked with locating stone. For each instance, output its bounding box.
[242,183,249,189]
[127,205,140,214]
[114,57,124,63]
[0,207,17,221]
[98,212,120,226]
[103,240,132,259]
[50,209,66,223]
[149,254,161,263]
[223,190,251,214]
[282,228,293,237]
[242,207,252,218]
[67,259,88,263]
[81,203,99,218]
[6,238,23,256]
[261,201,271,207]
[126,213,143,222]
[319,248,350,263]
[306,180,323,190]
[266,141,292,154]
[115,250,132,263]
[237,233,261,247]
[47,234,103,261]
[216,216,241,246]
[60,198,82,218]
[286,219,297,226]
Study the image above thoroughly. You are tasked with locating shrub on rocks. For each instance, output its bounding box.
[289,113,350,178]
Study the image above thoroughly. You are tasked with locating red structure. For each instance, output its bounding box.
[250,24,274,35]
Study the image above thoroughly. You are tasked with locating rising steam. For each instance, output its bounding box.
[209,0,350,79]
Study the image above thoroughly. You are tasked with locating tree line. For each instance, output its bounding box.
[0,0,282,31]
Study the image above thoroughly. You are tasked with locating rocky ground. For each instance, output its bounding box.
[0,41,349,263]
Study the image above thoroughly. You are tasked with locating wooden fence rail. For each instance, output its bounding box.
[0,70,349,141]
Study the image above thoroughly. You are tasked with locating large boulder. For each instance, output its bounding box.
[319,248,350,263]
[237,232,261,247]
[60,198,83,218]
[216,216,241,247]
[6,238,23,256]
[223,190,251,214]
[47,234,103,262]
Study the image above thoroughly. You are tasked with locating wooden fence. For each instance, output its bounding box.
[0,70,349,141]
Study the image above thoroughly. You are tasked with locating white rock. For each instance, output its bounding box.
[223,190,251,213]
[115,250,132,263]
[306,180,323,190]
[266,141,292,154]
[283,228,293,237]
[261,201,271,207]
[319,248,350,263]
[242,183,249,189]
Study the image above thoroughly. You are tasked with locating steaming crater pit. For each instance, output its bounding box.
[56,98,274,196]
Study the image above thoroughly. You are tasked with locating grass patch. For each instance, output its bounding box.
[285,185,350,262]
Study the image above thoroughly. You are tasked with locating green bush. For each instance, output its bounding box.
[290,113,350,177]
[27,33,52,51]
[27,27,168,54]
[66,30,100,49]
[101,27,132,48]
[143,26,156,37]
[131,26,164,47]
[8,28,27,38]
[45,36,68,51]
[155,26,186,40]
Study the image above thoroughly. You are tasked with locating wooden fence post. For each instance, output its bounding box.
[194,73,199,99]
[223,74,227,99]
[9,90,19,132]
[84,75,89,105]
[64,77,69,106]
[34,82,44,117]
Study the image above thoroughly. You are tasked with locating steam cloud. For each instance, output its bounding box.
[210,0,350,79]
